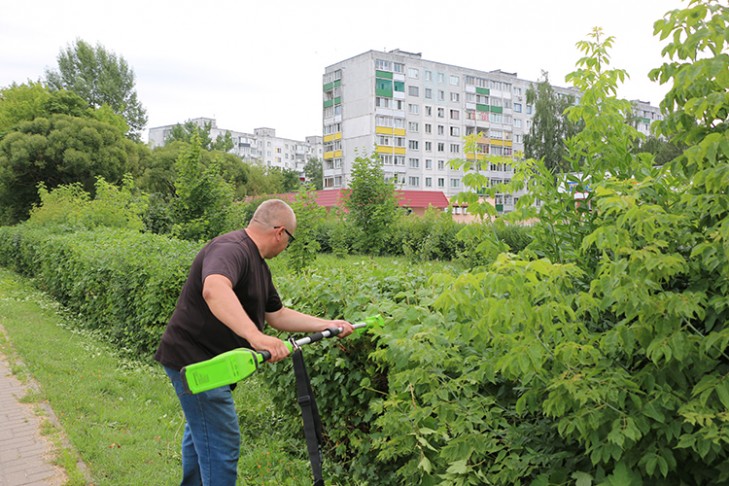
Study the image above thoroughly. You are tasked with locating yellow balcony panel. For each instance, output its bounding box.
[323,150,342,159]
[323,132,342,142]
[375,126,394,135]
[393,128,406,136]
[376,145,406,155]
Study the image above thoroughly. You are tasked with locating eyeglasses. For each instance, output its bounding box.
[273,226,295,243]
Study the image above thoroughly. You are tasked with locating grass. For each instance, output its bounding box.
[0,267,317,485]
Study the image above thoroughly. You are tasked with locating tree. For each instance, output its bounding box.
[345,153,399,255]
[0,114,143,224]
[45,39,147,140]
[303,157,323,190]
[524,71,581,173]
[171,133,234,241]
[0,83,89,136]
[633,135,684,165]
[165,120,234,152]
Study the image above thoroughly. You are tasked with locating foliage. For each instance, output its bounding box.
[393,208,464,261]
[0,82,53,135]
[26,175,147,231]
[524,71,582,173]
[286,188,326,274]
[345,153,399,255]
[369,3,729,484]
[0,114,144,225]
[171,133,234,241]
[0,225,199,354]
[303,157,324,190]
[44,39,147,139]
[165,119,234,152]
[633,135,684,166]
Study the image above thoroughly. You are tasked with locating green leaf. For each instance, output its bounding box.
[446,459,469,475]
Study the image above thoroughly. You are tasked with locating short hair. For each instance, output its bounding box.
[251,199,296,227]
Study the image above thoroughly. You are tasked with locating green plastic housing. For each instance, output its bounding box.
[181,348,263,394]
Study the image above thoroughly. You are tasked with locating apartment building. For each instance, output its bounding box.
[322,49,662,210]
[148,118,323,175]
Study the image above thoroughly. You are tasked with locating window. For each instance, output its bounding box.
[514,118,522,128]
[438,160,445,170]
[409,158,420,168]
[514,103,522,113]
[408,176,420,187]
[425,106,433,116]
[438,177,445,187]
[375,59,391,70]
[450,144,460,153]
[450,126,460,137]
[424,141,432,151]
[425,123,432,134]
[449,75,459,86]
[425,177,432,187]
[450,178,461,188]
[408,104,419,114]
[450,92,460,102]
[425,159,433,169]
[425,70,433,81]
[450,109,460,120]
[408,122,419,132]
[409,140,419,150]
[526,104,533,114]
[408,67,419,79]
[408,86,420,96]
[437,72,445,83]
[425,88,432,99]
[438,90,445,101]
[437,142,445,152]
[437,107,445,118]
[393,63,404,73]
[438,125,445,135]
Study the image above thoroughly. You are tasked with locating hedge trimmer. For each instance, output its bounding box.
[181,314,383,395]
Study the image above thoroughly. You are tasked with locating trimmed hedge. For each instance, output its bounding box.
[0,226,199,354]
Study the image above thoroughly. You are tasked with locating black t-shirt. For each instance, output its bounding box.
[154,229,282,370]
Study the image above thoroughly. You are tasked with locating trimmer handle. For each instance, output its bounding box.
[257,318,379,362]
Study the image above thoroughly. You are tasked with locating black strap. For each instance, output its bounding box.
[292,348,325,486]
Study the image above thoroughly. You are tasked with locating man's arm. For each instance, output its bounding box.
[202,274,290,362]
[266,307,354,338]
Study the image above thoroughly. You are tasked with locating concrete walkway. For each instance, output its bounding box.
[0,351,67,486]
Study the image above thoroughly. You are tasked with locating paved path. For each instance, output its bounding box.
[0,351,67,486]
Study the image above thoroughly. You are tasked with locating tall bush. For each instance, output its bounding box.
[370,2,729,484]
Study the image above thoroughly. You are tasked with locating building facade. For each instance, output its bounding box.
[322,49,662,210]
[148,118,323,175]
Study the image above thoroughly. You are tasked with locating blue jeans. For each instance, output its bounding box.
[164,366,240,486]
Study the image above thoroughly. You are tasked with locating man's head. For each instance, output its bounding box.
[246,199,297,258]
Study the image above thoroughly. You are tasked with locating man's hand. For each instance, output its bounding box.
[330,320,354,338]
[248,333,290,363]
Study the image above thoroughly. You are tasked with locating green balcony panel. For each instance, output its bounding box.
[376,70,393,79]
[490,105,503,114]
[476,87,490,95]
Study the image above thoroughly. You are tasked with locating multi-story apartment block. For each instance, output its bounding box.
[631,100,662,136]
[322,49,662,210]
[148,118,323,176]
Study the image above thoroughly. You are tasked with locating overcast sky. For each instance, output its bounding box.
[2,0,687,141]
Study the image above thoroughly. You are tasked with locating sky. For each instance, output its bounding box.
[2,0,688,142]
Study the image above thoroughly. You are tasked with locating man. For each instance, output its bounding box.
[155,199,354,485]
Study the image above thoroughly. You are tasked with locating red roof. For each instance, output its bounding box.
[254,189,449,210]
[395,190,449,209]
